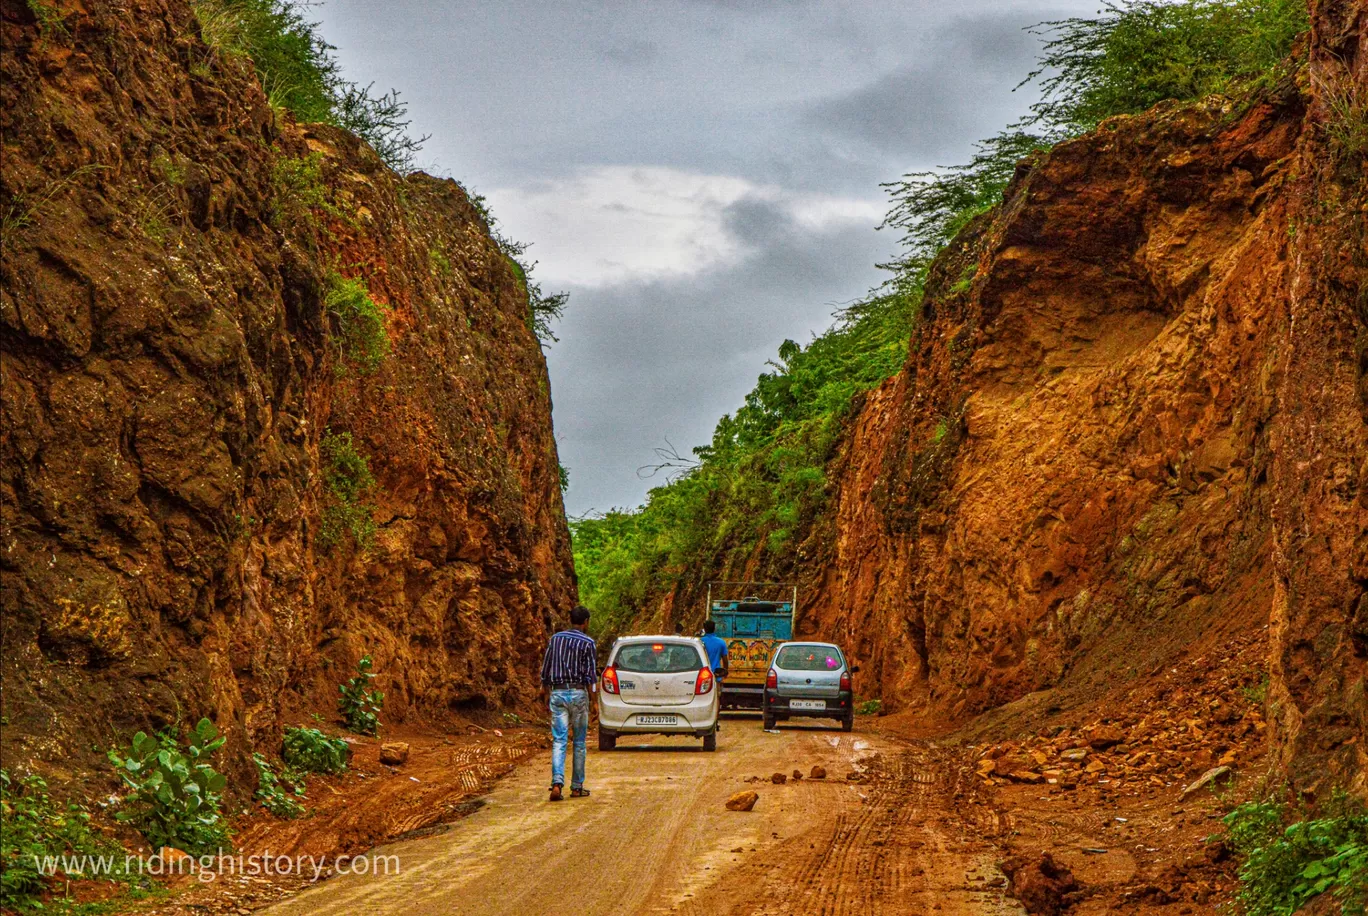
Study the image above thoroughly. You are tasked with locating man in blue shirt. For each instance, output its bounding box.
[539,606,597,802]
[700,619,729,685]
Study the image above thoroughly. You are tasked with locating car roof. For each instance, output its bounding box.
[776,641,843,650]
[613,635,702,644]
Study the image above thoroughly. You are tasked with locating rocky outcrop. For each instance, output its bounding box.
[0,0,575,786]
[661,2,1365,790]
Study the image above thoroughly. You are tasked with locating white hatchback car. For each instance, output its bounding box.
[597,636,719,751]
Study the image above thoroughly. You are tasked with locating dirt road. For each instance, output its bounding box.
[261,716,1023,916]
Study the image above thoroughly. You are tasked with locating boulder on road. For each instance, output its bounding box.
[380,742,410,765]
[771,772,788,784]
[1000,852,1079,915]
[810,765,827,780]
[726,791,759,812]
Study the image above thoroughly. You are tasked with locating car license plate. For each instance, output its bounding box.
[790,699,825,710]
[636,714,678,726]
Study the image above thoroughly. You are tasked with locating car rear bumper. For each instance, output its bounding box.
[598,699,718,734]
[763,691,853,718]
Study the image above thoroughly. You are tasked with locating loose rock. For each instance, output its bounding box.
[810,765,827,780]
[380,742,410,765]
[771,772,788,785]
[726,791,759,812]
[1180,765,1232,800]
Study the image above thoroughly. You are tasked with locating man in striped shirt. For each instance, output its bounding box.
[539,605,597,802]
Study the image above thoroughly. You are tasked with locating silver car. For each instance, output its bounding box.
[762,641,857,732]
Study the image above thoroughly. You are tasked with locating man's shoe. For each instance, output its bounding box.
[549,784,563,802]
[570,787,590,798]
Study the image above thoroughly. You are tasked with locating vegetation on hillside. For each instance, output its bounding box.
[570,0,1308,642]
[193,0,427,170]
[193,0,569,344]
[1224,794,1367,915]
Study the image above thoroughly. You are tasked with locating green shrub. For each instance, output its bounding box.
[281,727,349,775]
[0,770,133,910]
[857,699,883,716]
[191,0,426,170]
[252,753,306,818]
[338,655,383,736]
[26,0,67,40]
[1024,0,1308,136]
[271,152,340,234]
[107,718,229,856]
[318,430,378,551]
[1225,794,1368,915]
[325,272,390,374]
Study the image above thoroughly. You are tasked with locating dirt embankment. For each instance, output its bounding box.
[0,0,576,791]
[652,1,1366,793]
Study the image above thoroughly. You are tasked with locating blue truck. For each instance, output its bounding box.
[706,582,797,710]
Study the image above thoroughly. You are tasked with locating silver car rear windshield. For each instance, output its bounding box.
[776,645,843,671]
[615,643,703,673]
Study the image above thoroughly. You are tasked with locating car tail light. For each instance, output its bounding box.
[602,666,620,694]
[766,668,778,689]
[694,667,714,695]
[840,671,851,692]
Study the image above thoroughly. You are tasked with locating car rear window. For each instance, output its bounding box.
[776,645,843,671]
[615,643,704,673]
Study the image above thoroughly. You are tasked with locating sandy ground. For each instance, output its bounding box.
[259,715,1024,916]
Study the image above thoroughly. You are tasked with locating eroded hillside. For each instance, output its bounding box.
[620,0,1366,792]
[0,0,576,786]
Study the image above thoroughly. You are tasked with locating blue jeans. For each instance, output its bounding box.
[549,688,589,789]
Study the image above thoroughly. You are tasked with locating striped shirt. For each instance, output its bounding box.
[540,629,598,688]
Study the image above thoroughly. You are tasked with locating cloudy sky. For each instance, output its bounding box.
[315,0,1095,515]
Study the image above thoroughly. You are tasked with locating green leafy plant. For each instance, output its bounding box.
[281,727,349,775]
[338,655,384,736]
[317,429,378,551]
[252,753,306,818]
[856,699,883,716]
[0,770,135,910]
[1224,794,1368,915]
[324,272,390,374]
[107,718,229,856]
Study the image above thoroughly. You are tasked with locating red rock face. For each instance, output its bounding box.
[807,0,1366,790]
[0,0,575,787]
[658,3,1365,790]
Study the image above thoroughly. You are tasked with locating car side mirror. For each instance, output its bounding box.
[850,665,860,673]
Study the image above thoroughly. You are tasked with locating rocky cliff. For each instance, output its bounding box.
[657,1,1366,791]
[0,0,576,785]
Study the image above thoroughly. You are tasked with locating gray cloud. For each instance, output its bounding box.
[546,206,887,514]
[802,13,1055,160]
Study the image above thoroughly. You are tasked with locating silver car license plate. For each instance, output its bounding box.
[636,714,678,725]
[790,699,825,710]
